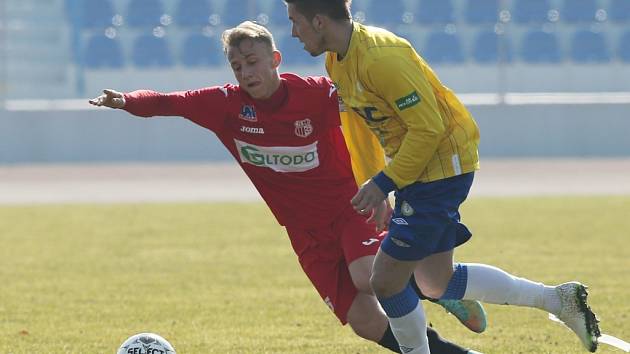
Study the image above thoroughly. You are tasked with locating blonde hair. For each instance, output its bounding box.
[221,21,277,54]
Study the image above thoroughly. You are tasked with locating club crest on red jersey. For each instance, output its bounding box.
[239,105,257,122]
[294,119,313,138]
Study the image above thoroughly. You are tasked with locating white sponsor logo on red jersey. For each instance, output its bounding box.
[234,139,320,172]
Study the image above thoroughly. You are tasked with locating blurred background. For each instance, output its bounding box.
[1,0,629,164]
[1,4,628,351]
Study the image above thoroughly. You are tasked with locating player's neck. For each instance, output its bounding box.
[327,20,353,60]
[254,76,285,108]
[256,72,281,99]
[268,75,281,97]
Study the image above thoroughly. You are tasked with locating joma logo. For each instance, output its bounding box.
[240,126,264,134]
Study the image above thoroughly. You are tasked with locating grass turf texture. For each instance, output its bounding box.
[0,197,628,353]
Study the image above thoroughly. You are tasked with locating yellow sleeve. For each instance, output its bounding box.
[365,55,446,189]
[339,110,386,187]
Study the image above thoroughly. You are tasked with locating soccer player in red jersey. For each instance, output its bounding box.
[89,21,484,354]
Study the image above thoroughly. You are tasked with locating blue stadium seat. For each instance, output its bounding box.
[126,0,164,28]
[175,0,214,27]
[267,1,290,26]
[221,0,257,27]
[520,30,561,63]
[367,0,406,26]
[422,31,464,64]
[79,0,115,29]
[415,0,455,25]
[472,29,513,63]
[618,31,630,62]
[349,0,369,23]
[561,0,597,23]
[84,34,124,68]
[407,33,423,52]
[513,0,551,23]
[352,0,369,12]
[132,34,173,67]
[465,0,499,24]
[570,30,610,63]
[278,35,317,66]
[180,33,223,67]
[609,0,630,23]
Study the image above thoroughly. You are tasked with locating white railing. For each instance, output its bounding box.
[5,92,630,111]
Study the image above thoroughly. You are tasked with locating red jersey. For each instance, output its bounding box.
[123,73,358,228]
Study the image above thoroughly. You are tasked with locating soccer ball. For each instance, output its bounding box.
[116,332,176,354]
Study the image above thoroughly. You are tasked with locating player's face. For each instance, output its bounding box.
[287,4,326,57]
[227,39,281,100]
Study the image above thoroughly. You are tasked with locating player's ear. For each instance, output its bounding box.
[272,50,282,68]
[312,14,326,32]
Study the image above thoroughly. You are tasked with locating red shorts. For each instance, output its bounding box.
[285,206,384,324]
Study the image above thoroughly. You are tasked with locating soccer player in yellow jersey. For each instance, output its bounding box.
[91,21,485,354]
[285,0,601,353]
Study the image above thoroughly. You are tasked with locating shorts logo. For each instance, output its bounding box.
[294,119,313,138]
[392,218,408,225]
[362,238,379,246]
[324,296,334,312]
[390,237,411,248]
[400,346,414,353]
[239,105,257,122]
[401,201,414,216]
[395,91,421,111]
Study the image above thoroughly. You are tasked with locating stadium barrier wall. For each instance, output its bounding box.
[1,99,629,163]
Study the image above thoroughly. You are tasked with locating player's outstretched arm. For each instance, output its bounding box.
[88,89,126,109]
[88,86,227,132]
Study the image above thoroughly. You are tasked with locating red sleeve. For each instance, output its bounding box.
[304,76,342,130]
[123,87,229,132]
[321,77,342,130]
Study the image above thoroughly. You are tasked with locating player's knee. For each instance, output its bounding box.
[369,272,392,298]
[414,276,449,299]
[413,268,452,299]
[346,294,387,342]
[346,314,383,342]
[348,321,381,342]
[352,272,372,294]
[418,283,448,299]
[348,255,375,295]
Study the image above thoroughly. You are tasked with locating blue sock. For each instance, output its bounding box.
[379,284,418,318]
[441,263,468,300]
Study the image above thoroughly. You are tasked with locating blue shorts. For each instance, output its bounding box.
[381,172,474,261]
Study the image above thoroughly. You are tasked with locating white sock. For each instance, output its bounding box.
[389,302,430,354]
[462,263,562,314]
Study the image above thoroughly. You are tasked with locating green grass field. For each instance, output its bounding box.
[1,197,628,353]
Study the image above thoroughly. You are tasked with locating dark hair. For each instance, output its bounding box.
[284,0,352,21]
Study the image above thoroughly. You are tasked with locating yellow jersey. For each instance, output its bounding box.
[339,110,385,186]
[326,22,480,191]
